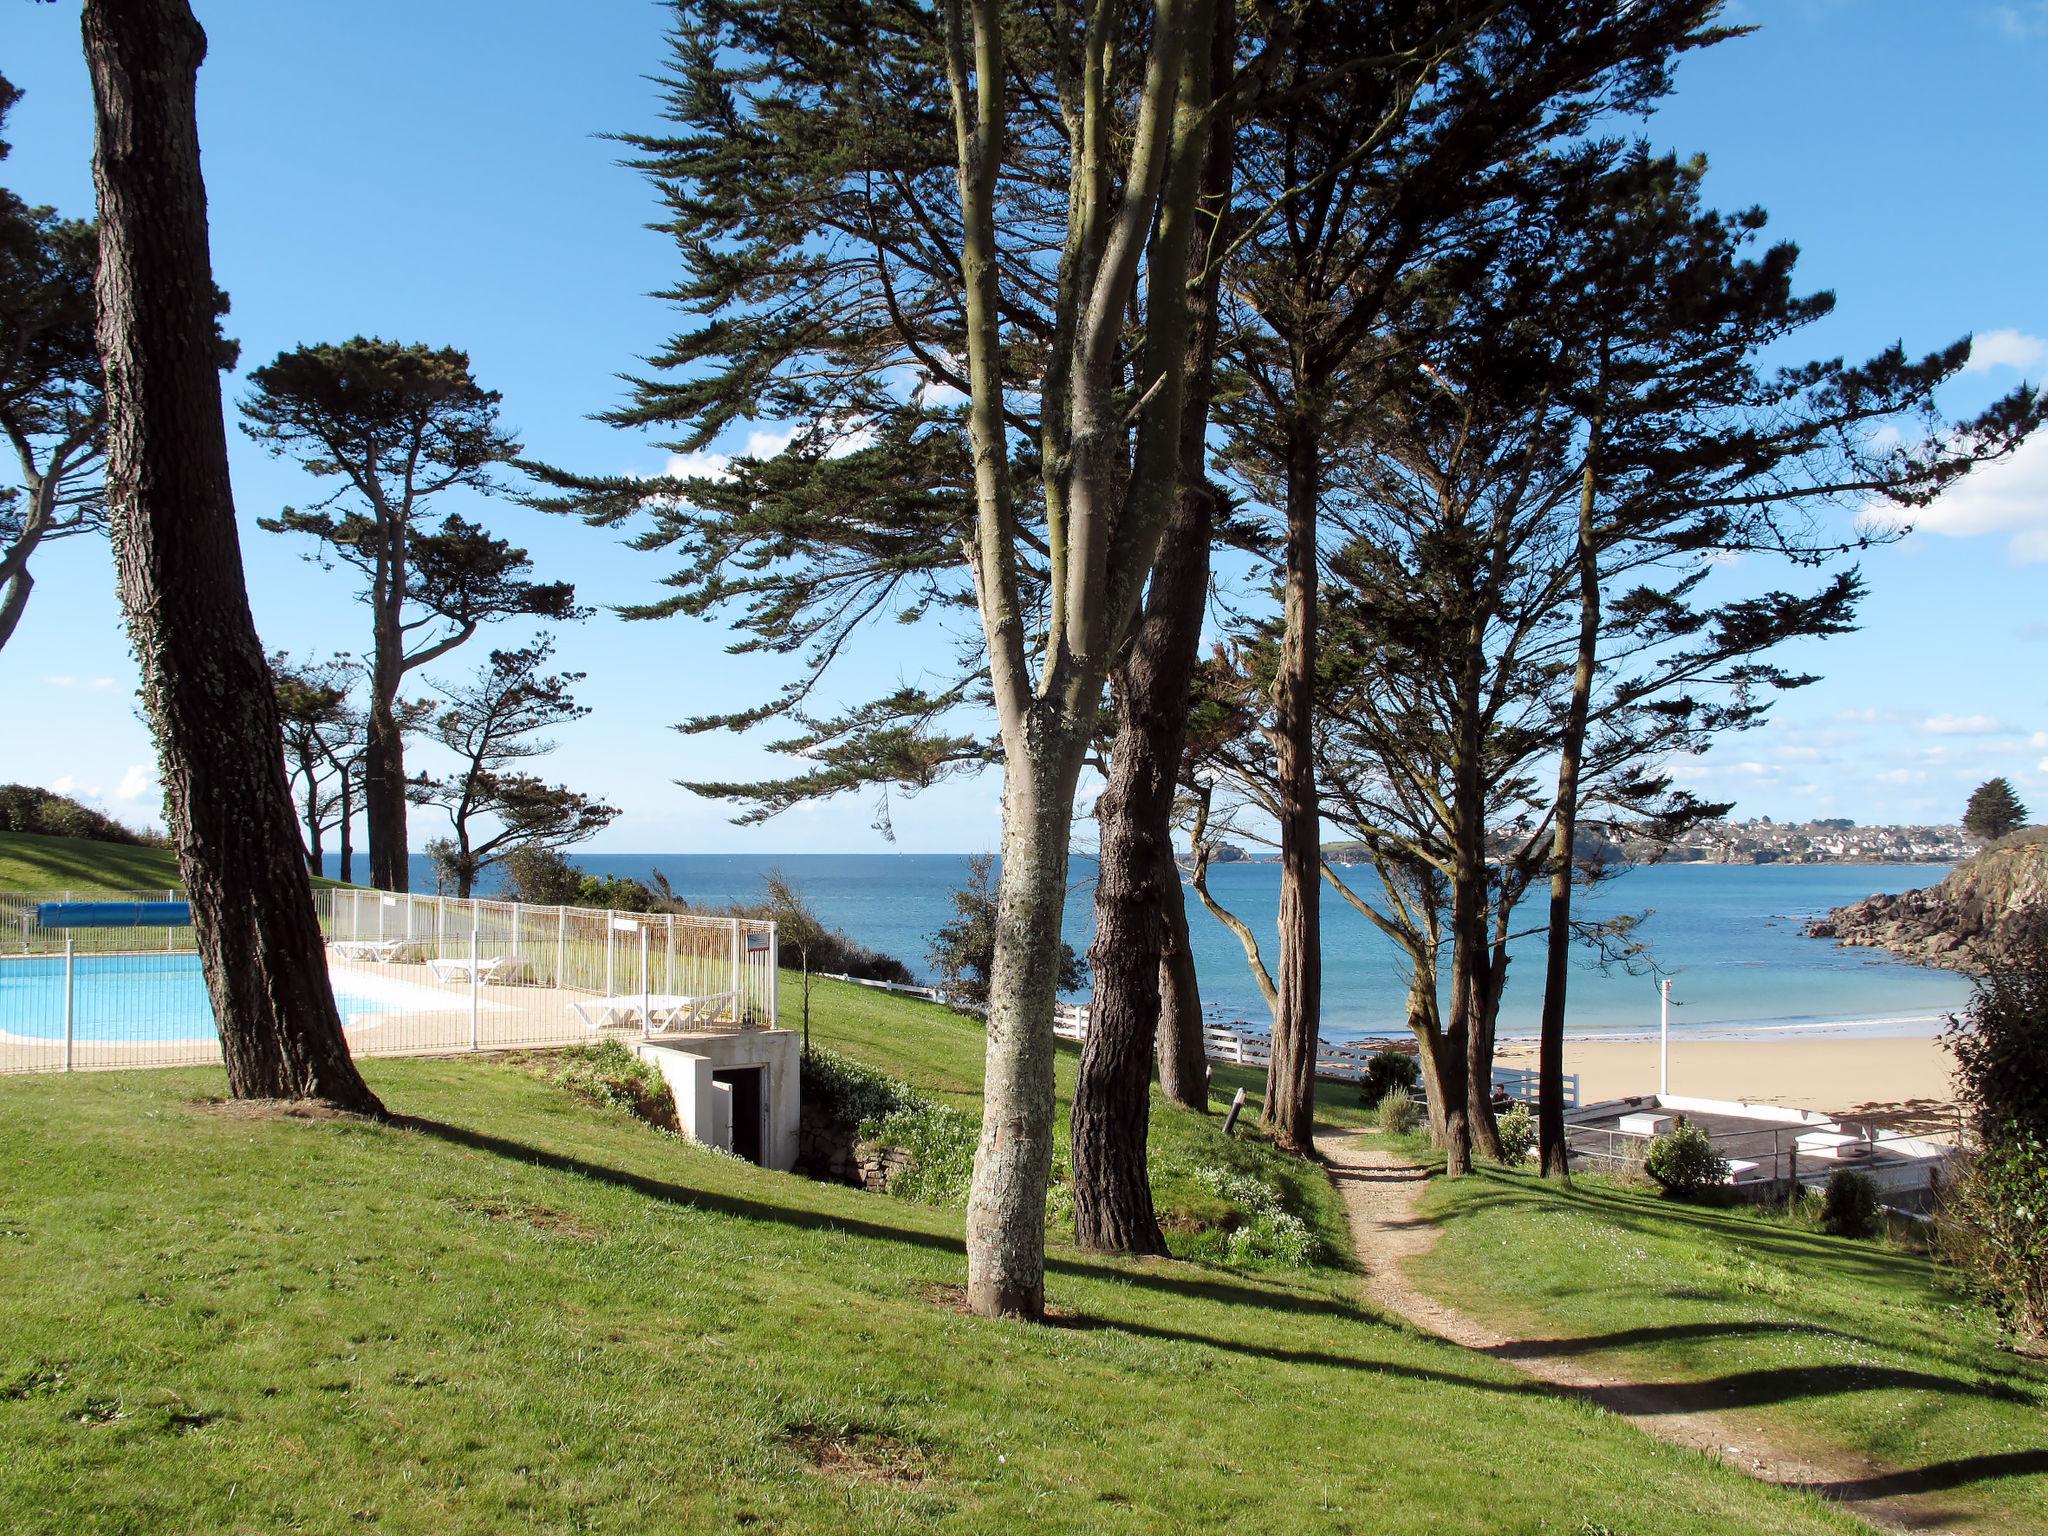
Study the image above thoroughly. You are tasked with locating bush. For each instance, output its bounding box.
[800,1049,979,1207]
[1644,1119,1730,1197]
[1496,1103,1535,1164]
[1818,1167,1881,1238]
[0,784,164,847]
[927,852,1085,1010]
[1359,1045,1421,1108]
[1942,921,2048,1336]
[522,1040,678,1132]
[1187,1165,1323,1266]
[1377,1089,1418,1136]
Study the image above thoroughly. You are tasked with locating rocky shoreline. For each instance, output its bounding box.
[1806,833,2048,971]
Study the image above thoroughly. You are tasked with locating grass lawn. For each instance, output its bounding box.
[0,991,1868,1533]
[1407,1162,2048,1534]
[0,830,354,892]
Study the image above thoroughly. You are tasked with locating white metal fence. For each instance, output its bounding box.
[0,886,777,1076]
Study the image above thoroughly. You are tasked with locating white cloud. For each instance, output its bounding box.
[1913,432,2048,562]
[1923,713,2007,736]
[1992,3,2048,40]
[662,449,732,483]
[1963,328,2045,374]
[1874,768,1927,785]
[42,675,115,690]
[114,765,157,803]
[2033,731,2048,749]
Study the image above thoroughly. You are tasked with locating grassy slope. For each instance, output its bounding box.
[1408,1164,2048,1533]
[0,831,187,891]
[0,1007,1865,1533]
[0,830,352,892]
[791,975,1368,1263]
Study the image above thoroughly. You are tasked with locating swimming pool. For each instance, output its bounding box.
[0,952,397,1043]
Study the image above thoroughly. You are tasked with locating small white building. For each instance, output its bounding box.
[636,1028,803,1170]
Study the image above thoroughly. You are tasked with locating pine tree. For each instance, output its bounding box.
[243,339,581,891]
[1965,778,2029,843]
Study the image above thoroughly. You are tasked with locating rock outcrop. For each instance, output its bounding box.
[1806,832,2048,971]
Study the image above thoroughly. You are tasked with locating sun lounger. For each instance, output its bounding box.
[1794,1131,1870,1161]
[570,991,738,1032]
[425,954,522,985]
[328,938,420,964]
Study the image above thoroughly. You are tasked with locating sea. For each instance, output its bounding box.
[366,852,1972,1047]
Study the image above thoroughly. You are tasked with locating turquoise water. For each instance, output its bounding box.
[0,953,395,1043]
[383,851,1971,1044]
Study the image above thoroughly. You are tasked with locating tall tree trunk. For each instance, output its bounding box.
[1073,482,1213,1252]
[84,0,381,1115]
[336,763,354,884]
[1450,659,1501,1162]
[1156,866,1208,1111]
[1264,417,1322,1155]
[1538,436,1601,1179]
[1070,0,1233,1243]
[299,751,323,877]
[967,743,1088,1317]
[365,677,407,890]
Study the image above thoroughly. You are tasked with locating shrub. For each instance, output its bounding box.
[1377,1089,1418,1136]
[524,1040,678,1132]
[1496,1103,1536,1164]
[1942,921,2048,1336]
[800,1049,979,1207]
[927,852,1085,1010]
[1188,1165,1323,1266]
[1359,1045,1421,1108]
[1644,1119,1729,1197]
[0,784,163,847]
[1818,1167,1880,1238]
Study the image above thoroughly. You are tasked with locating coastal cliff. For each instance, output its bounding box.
[1807,832,2048,970]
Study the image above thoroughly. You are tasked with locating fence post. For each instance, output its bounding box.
[730,920,742,1023]
[556,906,567,990]
[62,936,75,1072]
[509,901,521,964]
[605,915,615,998]
[469,904,481,1050]
[767,921,778,1029]
[640,924,651,1037]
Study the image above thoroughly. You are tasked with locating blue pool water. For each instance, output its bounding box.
[0,953,393,1043]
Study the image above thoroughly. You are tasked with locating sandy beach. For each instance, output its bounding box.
[1493,1031,1962,1131]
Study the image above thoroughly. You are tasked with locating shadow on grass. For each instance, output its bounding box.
[392,1114,1369,1325]
[1792,1450,2048,1502]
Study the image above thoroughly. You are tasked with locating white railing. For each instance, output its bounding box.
[0,886,777,1076]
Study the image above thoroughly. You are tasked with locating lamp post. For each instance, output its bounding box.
[1659,978,1678,1098]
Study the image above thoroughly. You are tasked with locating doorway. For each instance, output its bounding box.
[713,1066,765,1164]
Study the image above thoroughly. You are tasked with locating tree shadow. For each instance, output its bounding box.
[1789,1450,2048,1502]
[391,1114,1372,1325]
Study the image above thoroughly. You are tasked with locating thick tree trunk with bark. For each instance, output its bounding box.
[1073,482,1214,1251]
[1156,867,1208,1111]
[365,598,408,889]
[1264,420,1323,1155]
[1071,0,1232,1236]
[84,0,381,1114]
[1538,443,1601,1178]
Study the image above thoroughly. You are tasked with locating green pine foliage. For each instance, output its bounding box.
[1965,777,2030,843]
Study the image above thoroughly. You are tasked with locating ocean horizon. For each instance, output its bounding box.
[341,851,1974,1046]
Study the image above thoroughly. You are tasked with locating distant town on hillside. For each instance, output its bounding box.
[1302,819,1977,869]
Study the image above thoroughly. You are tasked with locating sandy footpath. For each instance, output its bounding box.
[1493,1032,1961,1128]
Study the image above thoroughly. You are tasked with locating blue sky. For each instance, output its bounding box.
[1,0,2043,853]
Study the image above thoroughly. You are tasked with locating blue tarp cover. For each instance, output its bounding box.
[35,901,193,929]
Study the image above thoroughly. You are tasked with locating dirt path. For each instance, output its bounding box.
[1317,1130,1973,1535]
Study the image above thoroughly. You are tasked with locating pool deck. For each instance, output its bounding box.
[0,953,756,1076]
